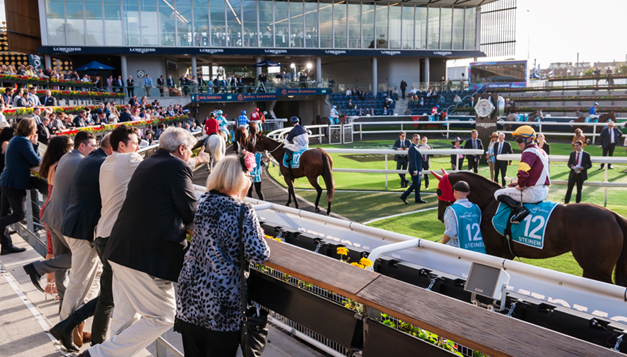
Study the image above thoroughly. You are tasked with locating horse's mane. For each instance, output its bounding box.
[448,172,502,205]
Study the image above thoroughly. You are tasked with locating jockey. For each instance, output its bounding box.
[216,110,229,139]
[250,108,263,133]
[494,125,550,224]
[238,110,249,128]
[204,114,219,136]
[441,181,486,254]
[284,116,309,167]
[329,105,339,125]
[588,102,599,122]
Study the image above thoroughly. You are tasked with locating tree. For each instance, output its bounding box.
[583,68,595,76]
[617,64,627,75]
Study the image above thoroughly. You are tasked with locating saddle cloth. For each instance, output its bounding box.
[516,114,528,122]
[491,201,559,249]
[283,148,307,169]
[585,116,599,123]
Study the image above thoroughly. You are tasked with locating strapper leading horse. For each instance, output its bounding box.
[432,170,627,287]
[254,134,335,215]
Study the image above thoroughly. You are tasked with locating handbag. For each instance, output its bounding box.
[238,204,269,357]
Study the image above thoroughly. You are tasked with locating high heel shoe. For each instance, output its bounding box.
[44,281,59,301]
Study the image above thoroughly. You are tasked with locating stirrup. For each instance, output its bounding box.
[509,208,529,224]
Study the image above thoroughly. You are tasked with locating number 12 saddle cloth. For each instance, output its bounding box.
[491,201,559,249]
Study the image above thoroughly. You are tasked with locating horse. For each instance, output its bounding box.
[430,169,627,286]
[204,134,226,172]
[502,110,543,132]
[573,111,616,133]
[233,126,248,154]
[254,134,335,215]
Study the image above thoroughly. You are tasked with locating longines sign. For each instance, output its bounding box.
[52,47,82,53]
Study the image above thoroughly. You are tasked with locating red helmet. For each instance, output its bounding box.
[255,108,260,112]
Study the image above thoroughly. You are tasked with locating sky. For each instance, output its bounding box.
[448,0,627,69]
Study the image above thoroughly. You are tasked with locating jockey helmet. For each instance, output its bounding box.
[593,102,599,106]
[209,112,216,118]
[512,125,537,141]
[255,108,260,112]
[217,110,223,116]
[241,110,246,115]
[290,116,300,123]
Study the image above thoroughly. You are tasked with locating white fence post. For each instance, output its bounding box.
[359,123,363,141]
[592,124,597,145]
[385,154,388,189]
[604,164,609,207]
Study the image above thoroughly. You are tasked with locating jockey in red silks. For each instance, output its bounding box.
[204,113,219,136]
[493,125,550,224]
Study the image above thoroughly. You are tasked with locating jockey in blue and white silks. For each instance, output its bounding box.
[587,102,599,122]
[238,110,249,128]
[329,105,339,125]
[284,116,309,168]
[216,110,229,139]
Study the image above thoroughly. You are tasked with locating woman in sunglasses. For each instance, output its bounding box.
[493,125,551,224]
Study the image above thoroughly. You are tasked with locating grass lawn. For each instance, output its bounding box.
[269,139,627,278]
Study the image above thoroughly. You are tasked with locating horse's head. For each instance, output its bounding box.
[431,168,455,222]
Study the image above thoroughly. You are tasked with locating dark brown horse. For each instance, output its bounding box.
[234,126,248,154]
[573,111,616,133]
[431,169,627,286]
[254,135,335,215]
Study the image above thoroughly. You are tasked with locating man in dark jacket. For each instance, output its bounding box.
[400,134,426,204]
[87,127,199,357]
[157,75,165,97]
[118,107,132,122]
[60,134,112,324]
[400,79,407,100]
[392,131,411,188]
[40,90,58,107]
[127,76,135,97]
[464,129,484,173]
[565,140,592,203]
[599,120,623,169]
[493,133,513,186]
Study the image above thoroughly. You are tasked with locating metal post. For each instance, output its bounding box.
[425,57,430,87]
[120,55,128,94]
[604,162,609,207]
[256,56,263,77]
[316,57,322,83]
[25,191,34,233]
[319,127,322,144]
[360,123,363,141]
[191,56,198,81]
[592,123,597,145]
[385,154,388,189]
[401,123,403,132]
[447,122,450,138]
[372,57,378,96]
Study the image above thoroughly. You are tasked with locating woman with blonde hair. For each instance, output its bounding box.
[25,65,37,77]
[175,154,270,356]
[572,128,587,148]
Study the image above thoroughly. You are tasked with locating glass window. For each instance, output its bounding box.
[243,0,257,47]
[274,0,288,47]
[362,3,374,48]
[177,0,192,46]
[440,7,452,49]
[140,0,158,46]
[194,0,209,46]
[304,1,317,48]
[389,4,401,49]
[401,5,413,49]
[210,0,226,46]
[46,0,66,45]
[258,0,273,47]
[66,0,86,46]
[375,4,387,48]
[159,0,175,46]
[347,3,359,48]
[333,0,346,48]
[427,7,439,49]
[85,0,103,46]
[226,0,241,46]
[104,0,122,45]
[318,0,332,48]
[415,6,426,49]
[289,1,303,47]
[452,8,463,50]
[465,7,476,50]
[122,0,139,45]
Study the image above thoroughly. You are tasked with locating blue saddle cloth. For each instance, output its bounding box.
[283,149,306,169]
[491,201,559,249]
[516,114,528,122]
[585,117,599,123]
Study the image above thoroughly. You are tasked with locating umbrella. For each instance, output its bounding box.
[74,61,115,71]
[251,59,282,67]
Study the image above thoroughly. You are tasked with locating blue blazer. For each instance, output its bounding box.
[407,143,423,174]
[0,136,41,190]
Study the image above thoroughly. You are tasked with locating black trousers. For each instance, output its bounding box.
[565,174,585,203]
[247,181,264,200]
[401,89,406,100]
[175,318,240,357]
[494,161,508,187]
[600,144,616,168]
[92,236,114,344]
[396,159,408,184]
[467,155,479,174]
[422,174,430,189]
[127,87,134,97]
[0,186,27,250]
[400,174,422,202]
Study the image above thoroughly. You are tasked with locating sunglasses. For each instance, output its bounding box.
[515,137,525,143]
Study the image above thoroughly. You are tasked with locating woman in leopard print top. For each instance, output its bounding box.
[175,155,270,356]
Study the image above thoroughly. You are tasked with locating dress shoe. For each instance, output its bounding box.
[23,263,45,293]
[77,350,91,357]
[399,196,409,204]
[415,199,427,204]
[49,317,80,352]
[1,246,26,255]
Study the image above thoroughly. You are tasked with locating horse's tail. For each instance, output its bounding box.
[213,135,225,162]
[320,150,335,202]
[612,212,627,287]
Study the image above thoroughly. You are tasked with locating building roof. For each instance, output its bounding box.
[344,0,500,5]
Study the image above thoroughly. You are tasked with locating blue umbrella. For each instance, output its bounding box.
[74,61,115,71]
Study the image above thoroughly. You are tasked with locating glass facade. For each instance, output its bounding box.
[44,0,479,50]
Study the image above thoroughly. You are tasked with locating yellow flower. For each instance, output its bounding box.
[273,238,283,242]
[337,247,349,256]
[264,235,274,240]
[350,262,364,268]
[359,258,373,268]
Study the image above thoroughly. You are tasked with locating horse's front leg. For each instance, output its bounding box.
[285,177,293,207]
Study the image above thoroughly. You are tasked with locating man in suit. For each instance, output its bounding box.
[40,90,58,107]
[73,110,87,127]
[60,135,112,331]
[28,87,42,107]
[565,140,592,203]
[23,132,96,303]
[85,128,201,357]
[118,107,132,122]
[464,129,484,174]
[166,74,174,94]
[400,79,407,100]
[128,95,138,107]
[493,133,513,186]
[599,120,622,169]
[400,134,426,204]
[15,89,29,107]
[392,131,411,188]
[157,75,165,97]
[127,76,135,97]
[115,76,124,93]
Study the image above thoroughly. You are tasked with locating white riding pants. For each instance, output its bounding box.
[494,185,549,203]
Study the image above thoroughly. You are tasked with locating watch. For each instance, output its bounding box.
[474,99,495,118]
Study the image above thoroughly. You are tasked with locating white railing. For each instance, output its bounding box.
[267,124,328,144]
[497,154,627,206]
[349,120,475,140]
[496,120,627,144]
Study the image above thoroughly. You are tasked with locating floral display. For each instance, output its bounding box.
[0,88,124,98]
[0,73,92,86]
[54,115,189,136]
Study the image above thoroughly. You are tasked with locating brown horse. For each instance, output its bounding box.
[233,126,248,154]
[431,169,627,286]
[254,135,335,215]
[503,110,543,132]
[573,111,616,133]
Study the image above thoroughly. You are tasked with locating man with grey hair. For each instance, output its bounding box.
[83,127,208,357]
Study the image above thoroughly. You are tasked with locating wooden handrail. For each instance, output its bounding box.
[263,239,620,357]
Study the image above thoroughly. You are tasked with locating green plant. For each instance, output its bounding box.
[617,64,627,75]
[583,68,595,76]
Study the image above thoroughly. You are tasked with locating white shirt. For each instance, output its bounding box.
[610,128,615,143]
[96,151,143,238]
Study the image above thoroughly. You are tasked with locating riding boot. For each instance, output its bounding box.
[497,195,529,224]
[49,313,81,352]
